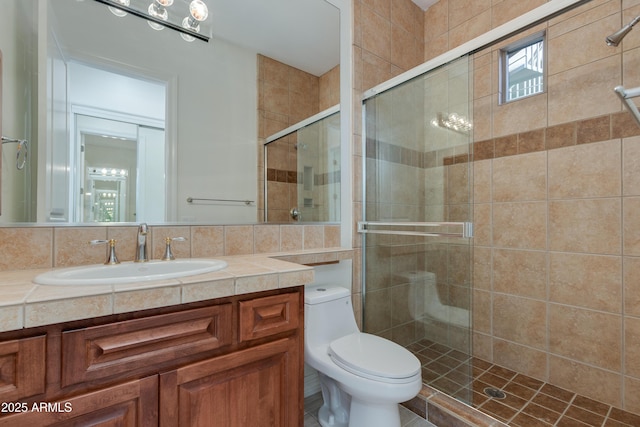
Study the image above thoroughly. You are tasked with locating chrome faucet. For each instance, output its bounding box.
[134,223,149,262]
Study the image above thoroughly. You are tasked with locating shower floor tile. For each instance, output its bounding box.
[408,339,640,427]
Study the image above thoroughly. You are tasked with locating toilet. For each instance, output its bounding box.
[304,285,422,427]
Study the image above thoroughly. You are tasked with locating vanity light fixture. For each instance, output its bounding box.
[180,0,209,42]
[93,0,211,42]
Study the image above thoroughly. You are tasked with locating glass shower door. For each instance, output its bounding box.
[360,56,474,402]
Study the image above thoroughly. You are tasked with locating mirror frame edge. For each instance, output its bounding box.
[329,0,353,250]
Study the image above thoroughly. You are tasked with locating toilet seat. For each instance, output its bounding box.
[328,333,421,384]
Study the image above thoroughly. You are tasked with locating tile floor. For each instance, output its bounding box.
[409,338,640,427]
[303,392,436,427]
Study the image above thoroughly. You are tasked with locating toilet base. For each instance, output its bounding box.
[349,398,401,427]
[317,373,350,427]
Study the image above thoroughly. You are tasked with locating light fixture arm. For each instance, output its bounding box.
[93,0,210,42]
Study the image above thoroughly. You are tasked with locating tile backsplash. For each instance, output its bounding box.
[0,224,341,272]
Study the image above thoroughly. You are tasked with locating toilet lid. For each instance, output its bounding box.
[328,333,421,383]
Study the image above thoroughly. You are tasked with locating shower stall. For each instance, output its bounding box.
[360,55,474,402]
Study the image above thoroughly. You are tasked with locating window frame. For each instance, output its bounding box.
[499,31,547,104]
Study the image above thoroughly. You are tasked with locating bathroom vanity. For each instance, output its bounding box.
[0,255,315,426]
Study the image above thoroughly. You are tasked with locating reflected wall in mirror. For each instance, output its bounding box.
[264,108,340,223]
[0,0,340,225]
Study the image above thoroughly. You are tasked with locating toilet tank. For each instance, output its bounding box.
[305,285,359,347]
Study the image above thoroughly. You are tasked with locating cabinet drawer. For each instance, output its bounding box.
[239,292,300,342]
[0,335,46,401]
[62,304,232,387]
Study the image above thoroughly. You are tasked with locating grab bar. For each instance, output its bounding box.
[187,197,254,206]
[614,85,640,127]
[357,221,473,238]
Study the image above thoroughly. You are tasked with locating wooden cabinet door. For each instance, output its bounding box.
[0,335,46,401]
[0,376,158,427]
[160,337,301,427]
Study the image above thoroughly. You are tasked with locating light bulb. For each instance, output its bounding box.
[108,0,129,17]
[189,0,208,22]
[147,1,168,30]
[156,0,173,6]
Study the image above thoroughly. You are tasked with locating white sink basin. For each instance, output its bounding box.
[33,259,228,286]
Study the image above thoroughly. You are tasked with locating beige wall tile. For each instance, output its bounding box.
[473,52,492,100]
[549,356,622,408]
[473,96,493,143]
[281,225,303,252]
[623,197,640,256]
[493,201,547,250]
[0,228,53,271]
[254,225,280,253]
[473,159,492,203]
[54,227,107,267]
[361,5,392,61]
[424,0,448,41]
[493,294,546,349]
[623,136,640,196]
[493,151,547,202]
[549,304,621,371]
[491,0,544,28]
[449,9,491,48]
[624,376,640,415]
[472,289,491,333]
[493,249,547,299]
[548,140,621,199]
[624,257,640,316]
[473,204,492,247]
[625,316,640,378]
[493,93,548,138]
[548,13,621,75]
[493,338,548,381]
[549,199,621,254]
[473,246,492,291]
[473,332,492,361]
[448,0,490,34]
[303,225,324,249]
[548,56,621,125]
[324,225,341,247]
[190,226,224,258]
[224,226,254,256]
[550,252,622,312]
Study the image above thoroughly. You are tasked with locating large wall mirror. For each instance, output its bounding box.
[0,0,346,225]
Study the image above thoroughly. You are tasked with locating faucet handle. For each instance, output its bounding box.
[89,239,120,265]
[162,237,187,261]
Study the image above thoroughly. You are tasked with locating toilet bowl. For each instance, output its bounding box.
[304,285,422,427]
[402,270,469,328]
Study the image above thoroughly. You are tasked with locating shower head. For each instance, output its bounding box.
[607,15,640,46]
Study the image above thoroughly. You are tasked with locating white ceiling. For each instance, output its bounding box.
[411,0,439,11]
[208,0,340,76]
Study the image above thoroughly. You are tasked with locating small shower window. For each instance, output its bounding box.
[500,32,546,103]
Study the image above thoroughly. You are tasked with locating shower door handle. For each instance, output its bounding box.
[357,221,473,238]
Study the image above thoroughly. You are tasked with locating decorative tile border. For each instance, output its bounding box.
[365,111,640,168]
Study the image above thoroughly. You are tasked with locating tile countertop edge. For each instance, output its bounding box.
[0,249,353,333]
